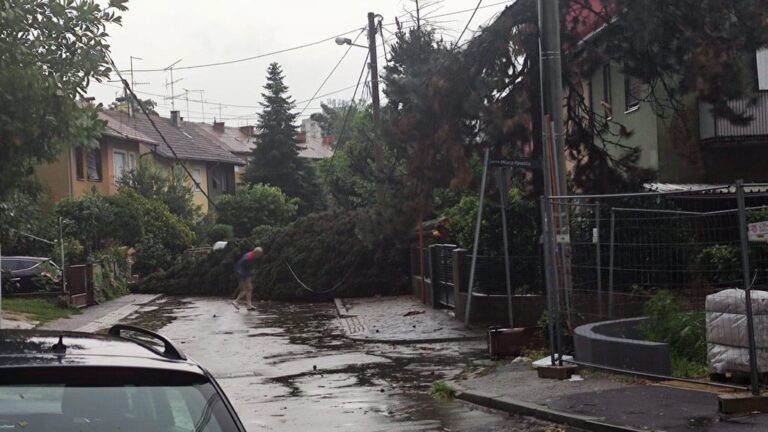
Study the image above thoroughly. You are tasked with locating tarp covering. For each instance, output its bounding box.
[706,289,768,373]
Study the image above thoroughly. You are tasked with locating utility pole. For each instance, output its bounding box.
[538,0,572,365]
[538,0,567,197]
[367,12,385,203]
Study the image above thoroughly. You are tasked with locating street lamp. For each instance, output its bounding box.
[334,37,367,49]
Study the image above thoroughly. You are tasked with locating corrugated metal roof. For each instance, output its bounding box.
[644,183,768,194]
[101,110,243,165]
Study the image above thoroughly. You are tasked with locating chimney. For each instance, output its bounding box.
[170,110,181,127]
[239,125,254,137]
[213,121,225,132]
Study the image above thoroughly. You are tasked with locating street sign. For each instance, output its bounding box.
[748,221,768,242]
[490,158,541,170]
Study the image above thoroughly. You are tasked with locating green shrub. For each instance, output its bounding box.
[695,245,740,286]
[215,184,299,238]
[430,381,455,400]
[118,161,200,225]
[92,247,130,302]
[137,210,409,301]
[208,224,234,243]
[56,190,194,275]
[639,290,706,377]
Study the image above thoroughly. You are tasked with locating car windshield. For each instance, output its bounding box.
[0,368,240,432]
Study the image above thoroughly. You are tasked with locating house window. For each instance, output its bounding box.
[602,63,612,118]
[84,148,102,182]
[624,73,642,112]
[114,151,127,183]
[192,168,202,192]
[113,151,136,183]
[75,148,85,180]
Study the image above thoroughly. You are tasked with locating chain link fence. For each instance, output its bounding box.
[543,183,768,392]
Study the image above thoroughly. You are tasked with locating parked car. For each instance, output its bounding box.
[0,325,246,431]
[0,256,62,294]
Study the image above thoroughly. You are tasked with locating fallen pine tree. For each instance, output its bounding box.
[136,210,410,301]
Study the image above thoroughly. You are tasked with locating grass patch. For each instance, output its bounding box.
[4,298,81,324]
[430,381,455,400]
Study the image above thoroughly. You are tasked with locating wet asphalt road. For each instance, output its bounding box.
[125,297,573,432]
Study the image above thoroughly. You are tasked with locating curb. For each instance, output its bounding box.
[346,334,487,345]
[452,385,645,432]
[333,298,485,345]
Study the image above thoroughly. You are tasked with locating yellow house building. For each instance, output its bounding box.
[100,110,243,214]
[35,112,158,202]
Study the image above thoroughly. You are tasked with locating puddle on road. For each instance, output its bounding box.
[124,297,569,432]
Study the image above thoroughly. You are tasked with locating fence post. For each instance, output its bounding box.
[497,168,515,328]
[453,248,468,318]
[465,148,490,326]
[736,179,760,396]
[608,209,616,317]
[595,201,602,317]
[428,244,444,308]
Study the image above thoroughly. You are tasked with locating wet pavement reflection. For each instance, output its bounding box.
[124,297,571,432]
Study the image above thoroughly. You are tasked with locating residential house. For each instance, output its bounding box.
[574,1,768,183]
[192,121,255,185]
[297,118,333,160]
[34,112,158,203]
[101,110,244,214]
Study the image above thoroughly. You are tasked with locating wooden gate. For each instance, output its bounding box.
[66,264,95,307]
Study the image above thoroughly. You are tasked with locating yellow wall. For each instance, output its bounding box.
[157,159,210,214]
[34,137,141,203]
[34,151,73,203]
[189,162,209,214]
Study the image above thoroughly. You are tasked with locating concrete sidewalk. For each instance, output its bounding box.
[456,360,768,431]
[334,296,484,343]
[40,293,161,332]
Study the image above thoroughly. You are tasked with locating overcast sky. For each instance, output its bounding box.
[87,0,512,126]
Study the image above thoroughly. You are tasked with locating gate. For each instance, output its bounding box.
[430,244,456,308]
[66,264,95,307]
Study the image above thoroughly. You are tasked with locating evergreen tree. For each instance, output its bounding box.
[244,63,322,213]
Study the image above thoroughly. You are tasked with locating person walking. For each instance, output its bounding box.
[232,247,264,311]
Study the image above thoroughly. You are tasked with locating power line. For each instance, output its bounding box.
[298,30,366,118]
[335,50,371,148]
[456,0,483,44]
[119,27,364,73]
[385,0,513,26]
[95,81,362,114]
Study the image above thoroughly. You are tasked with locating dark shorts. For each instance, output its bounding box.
[237,271,250,281]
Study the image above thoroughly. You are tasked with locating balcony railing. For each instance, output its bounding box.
[699,90,768,143]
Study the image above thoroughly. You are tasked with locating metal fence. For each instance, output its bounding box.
[543,182,768,393]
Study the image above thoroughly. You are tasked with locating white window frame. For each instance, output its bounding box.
[113,150,128,184]
[192,168,203,192]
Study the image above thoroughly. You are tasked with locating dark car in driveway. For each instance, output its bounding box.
[0,256,62,294]
[0,325,246,431]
